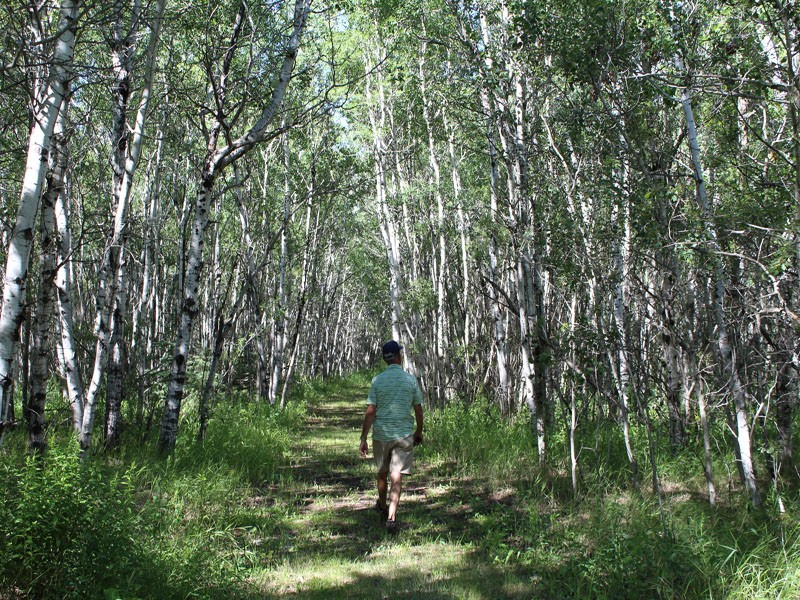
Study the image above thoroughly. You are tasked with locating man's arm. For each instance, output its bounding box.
[413,403,424,446]
[360,404,377,457]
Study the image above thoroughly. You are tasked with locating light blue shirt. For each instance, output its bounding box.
[367,364,423,442]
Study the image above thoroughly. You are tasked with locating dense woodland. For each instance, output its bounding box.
[2,0,800,516]
[4,0,800,597]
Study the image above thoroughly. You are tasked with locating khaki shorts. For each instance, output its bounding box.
[373,435,414,475]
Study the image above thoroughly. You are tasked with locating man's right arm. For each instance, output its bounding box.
[413,403,423,446]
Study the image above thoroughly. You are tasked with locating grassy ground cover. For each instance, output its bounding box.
[1,373,799,598]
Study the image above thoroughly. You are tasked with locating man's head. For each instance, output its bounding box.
[382,340,403,364]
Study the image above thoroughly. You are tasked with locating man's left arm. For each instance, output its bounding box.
[360,404,377,457]
[411,376,424,445]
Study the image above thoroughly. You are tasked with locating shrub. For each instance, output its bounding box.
[0,445,138,599]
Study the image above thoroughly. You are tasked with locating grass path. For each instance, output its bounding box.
[249,378,532,599]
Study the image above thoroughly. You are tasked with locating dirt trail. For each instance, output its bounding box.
[250,379,531,599]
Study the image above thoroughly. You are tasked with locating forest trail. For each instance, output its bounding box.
[250,378,531,599]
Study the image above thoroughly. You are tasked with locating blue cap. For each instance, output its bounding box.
[382,340,403,360]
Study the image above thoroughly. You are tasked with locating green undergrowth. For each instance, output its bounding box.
[0,398,306,599]
[420,397,800,599]
[1,375,799,599]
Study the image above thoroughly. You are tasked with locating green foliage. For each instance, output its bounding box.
[0,442,139,599]
[0,391,306,599]
[3,377,799,598]
[424,397,537,480]
[174,400,305,484]
[423,396,800,599]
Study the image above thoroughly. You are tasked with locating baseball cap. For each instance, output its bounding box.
[382,340,403,360]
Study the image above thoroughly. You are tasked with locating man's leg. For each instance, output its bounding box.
[388,471,403,521]
[377,471,388,509]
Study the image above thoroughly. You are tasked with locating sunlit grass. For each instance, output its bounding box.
[2,372,799,598]
[250,541,531,599]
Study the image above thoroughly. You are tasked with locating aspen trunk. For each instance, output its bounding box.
[610,182,638,489]
[131,132,163,436]
[445,107,470,370]
[159,0,310,452]
[483,92,510,414]
[54,169,84,433]
[282,190,317,407]
[366,59,403,344]
[696,372,717,506]
[681,86,761,506]
[0,0,79,438]
[51,99,83,432]
[418,29,448,404]
[504,40,547,463]
[269,129,291,406]
[28,108,68,452]
[103,0,167,448]
[568,295,580,496]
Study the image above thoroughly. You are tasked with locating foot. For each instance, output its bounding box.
[386,518,398,534]
[375,501,389,520]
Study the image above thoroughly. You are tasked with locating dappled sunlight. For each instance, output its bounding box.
[250,542,534,599]
[236,378,541,598]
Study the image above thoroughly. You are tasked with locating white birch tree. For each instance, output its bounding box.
[159,0,312,453]
[0,0,79,440]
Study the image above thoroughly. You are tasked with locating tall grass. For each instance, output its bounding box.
[0,398,304,599]
[423,396,800,599]
[424,398,537,481]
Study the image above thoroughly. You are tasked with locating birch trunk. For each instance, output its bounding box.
[281,186,317,407]
[418,30,448,404]
[696,367,717,505]
[0,0,79,438]
[54,159,84,432]
[199,270,240,441]
[657,191,686,450]
[131,132,164,436]
[758,8,800,484]
[159,0,310,452]
[681,85,761,506]
[445,107,470,366]
[568,294,580,496]
[367,61,403,343]
[610,175,639,489]
[28,107,68,452]
[104,0,166,448]
[82,0,139,449]
[478,12,510,414]
[269,129,291,405]
[505,36,547,462]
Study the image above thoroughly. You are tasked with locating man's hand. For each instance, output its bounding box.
[361,405,376,458]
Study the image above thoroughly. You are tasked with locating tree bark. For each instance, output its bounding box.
[104,0,167,448]
[681,84,761,506]
[159,0,311,453]
[0,0,79,440]
[28,104,69,453]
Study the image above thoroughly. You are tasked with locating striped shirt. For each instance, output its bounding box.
[367,364,423,442]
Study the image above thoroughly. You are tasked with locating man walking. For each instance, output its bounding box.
[360,340,424,534]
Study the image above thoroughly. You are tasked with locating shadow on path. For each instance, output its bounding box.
[245,380,536,599]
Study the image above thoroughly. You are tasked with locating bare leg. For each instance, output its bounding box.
[377,471,388,508]
[388,471,403,520]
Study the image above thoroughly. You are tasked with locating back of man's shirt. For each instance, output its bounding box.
[367,364,423,441]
